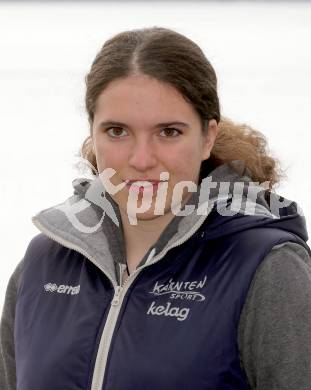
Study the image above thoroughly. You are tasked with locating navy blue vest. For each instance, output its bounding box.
[14,214,309,389]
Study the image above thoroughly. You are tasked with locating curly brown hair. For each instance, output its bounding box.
[80,26,285,190]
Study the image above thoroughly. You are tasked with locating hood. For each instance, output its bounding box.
[31,160,309,286]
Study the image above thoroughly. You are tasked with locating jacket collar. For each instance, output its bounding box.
[32,160,305,285]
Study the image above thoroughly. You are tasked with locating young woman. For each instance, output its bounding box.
[1,27,311,390]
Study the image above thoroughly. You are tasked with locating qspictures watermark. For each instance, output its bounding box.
[54,164,304,232]
[96,167,300,224]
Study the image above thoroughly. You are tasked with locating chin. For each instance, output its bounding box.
[124,204,172,223]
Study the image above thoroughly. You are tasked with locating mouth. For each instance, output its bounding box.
[126,180,158,186]
[124,179,167,193]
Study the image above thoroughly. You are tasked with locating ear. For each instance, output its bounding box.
[201,119,219,161]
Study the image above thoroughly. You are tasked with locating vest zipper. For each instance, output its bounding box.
[90,213,210,390]
[91,248,155,390]
[32,206,213,390]
[31,217,146,390]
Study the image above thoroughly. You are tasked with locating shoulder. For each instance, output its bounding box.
[242,240,310,297]
[238,240,311,344]
[22,232,69,270]
[0,234,52,390]
[24,232,56,258]
[4,233,65,293]
[238,241,311,389]
[3,233,57,294]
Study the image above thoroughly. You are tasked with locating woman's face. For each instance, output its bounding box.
[92,74,218,222]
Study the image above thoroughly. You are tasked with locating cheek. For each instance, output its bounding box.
[167,146,201,179]
[95,143,127,171]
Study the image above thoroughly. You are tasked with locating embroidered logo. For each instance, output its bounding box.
[147,301,190,321]
[149,276,207,302]
[44,283,80,295]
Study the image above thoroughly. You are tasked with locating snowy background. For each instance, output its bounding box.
[1,1,311,312]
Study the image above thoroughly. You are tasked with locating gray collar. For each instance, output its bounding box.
[32,161,257,285]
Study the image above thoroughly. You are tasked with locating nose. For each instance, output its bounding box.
[128,138,157,172]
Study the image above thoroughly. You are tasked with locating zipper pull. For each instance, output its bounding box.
[111,285,123,306]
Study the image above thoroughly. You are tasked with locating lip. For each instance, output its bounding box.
[124,179,164,184]
[124,180,167,194]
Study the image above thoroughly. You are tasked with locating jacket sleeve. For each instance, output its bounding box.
[238,241,311,390]
[0,258,25,390]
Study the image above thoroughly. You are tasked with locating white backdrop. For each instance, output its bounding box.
[1,1,311,312]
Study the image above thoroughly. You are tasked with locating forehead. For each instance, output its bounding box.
[93,75,200,127]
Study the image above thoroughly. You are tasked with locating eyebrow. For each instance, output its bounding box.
[96,120,190,130]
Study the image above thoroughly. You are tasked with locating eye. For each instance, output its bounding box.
[105,127,127,138]
[160,128,182,138]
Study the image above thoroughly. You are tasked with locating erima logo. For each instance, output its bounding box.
[44,283,80,295]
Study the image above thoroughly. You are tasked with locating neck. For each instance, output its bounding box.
[118,191,197,272]
[120,209,176,256]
